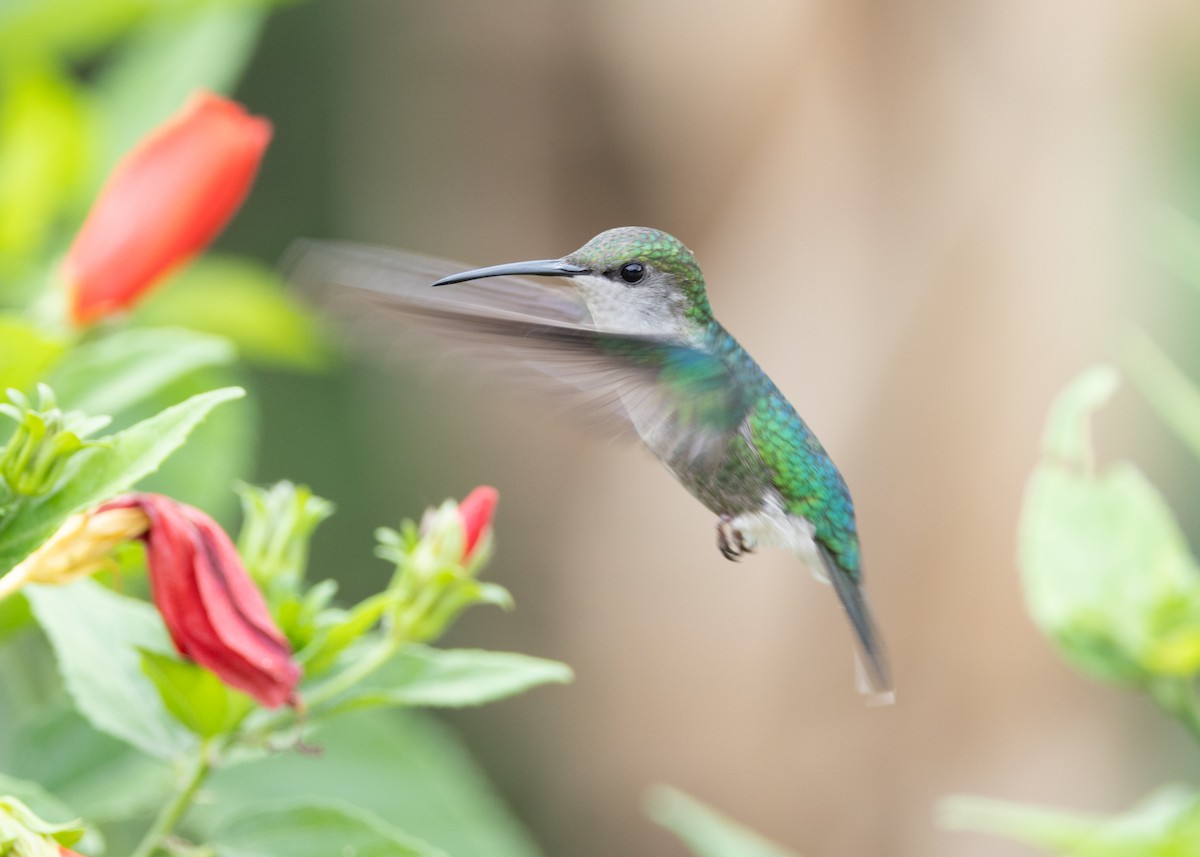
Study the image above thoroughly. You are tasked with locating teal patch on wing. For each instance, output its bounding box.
[603,338,753,434]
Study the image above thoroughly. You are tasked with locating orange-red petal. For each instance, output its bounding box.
[100,493,300,708]
[457,486,498,560]
[65,92,271,325]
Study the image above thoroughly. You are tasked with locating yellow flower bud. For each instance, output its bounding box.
[0,507,149,600]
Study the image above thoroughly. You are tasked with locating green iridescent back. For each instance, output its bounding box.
[704,327,862,579]
[747,378,861,577]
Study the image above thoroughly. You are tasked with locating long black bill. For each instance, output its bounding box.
[432,259,587,287]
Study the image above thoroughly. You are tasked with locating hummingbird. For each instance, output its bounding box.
[291,226,890,695]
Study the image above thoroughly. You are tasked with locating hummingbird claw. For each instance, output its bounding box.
[717,514,753,562]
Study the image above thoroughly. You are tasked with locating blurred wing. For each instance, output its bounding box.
[285,240,754,455]
[286,239,594,327]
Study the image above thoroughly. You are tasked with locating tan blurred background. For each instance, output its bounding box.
[233,1,1200,854]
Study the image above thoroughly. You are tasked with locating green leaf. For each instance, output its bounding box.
[0,775,74,823]
[212,800,446,857]
[0,69,88,279]
[0,591,32,641]
[1123,327,1200,464]
[46,327,235,418]
[646,786,801,857]
[0,315,65,393]
[1020,369,1200,683]
[1147,206,1200,295]
[201,709,544,857]
[4,705,171,824]
[0,773,95,855]
[26,580,196,760]
[0,0,175,60]
[135,257,333,371]
[324,645,573,713]
[133,367,256,519]
[1021,460,1200,681]
[140,649,252,738]
[940,787,1200,856]
[0,386,244,574]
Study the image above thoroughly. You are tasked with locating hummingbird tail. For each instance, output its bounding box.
[818,545,892,699]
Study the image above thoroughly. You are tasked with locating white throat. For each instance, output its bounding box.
[571,273,693,339]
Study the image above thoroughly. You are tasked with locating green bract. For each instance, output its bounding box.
[0,385,108,499]
[0,386,244,576]
[376,501,511,646]
[0,795,84,857]
[1020,366,1200,685]
[236,480,333,598]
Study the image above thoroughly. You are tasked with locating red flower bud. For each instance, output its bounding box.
[100,494,300,708]
[457,485,498,561]
[65,92,272,325]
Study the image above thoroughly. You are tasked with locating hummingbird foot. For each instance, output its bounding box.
[717,514,755,562]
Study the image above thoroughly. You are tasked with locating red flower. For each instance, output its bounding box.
[60,847,83,856]
[64,91,272,325]
[457,485,498,561]
[100,494,300,708]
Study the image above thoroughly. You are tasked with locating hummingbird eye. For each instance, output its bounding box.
[618,262,645,284]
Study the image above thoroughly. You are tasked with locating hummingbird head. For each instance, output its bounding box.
[433,226,713,336]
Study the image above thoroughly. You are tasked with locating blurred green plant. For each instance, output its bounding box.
[0,3,574,857]
[0,791,86,857]
[941,207,1200,854]
[646,786,802,857]
[942,787,1200,857]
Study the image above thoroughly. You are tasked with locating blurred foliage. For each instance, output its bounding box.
[0,784,88,855]
[0,387,244,574]
[942,789,1200,857]
[210,800,449,857]
[0,2,574,856]
[646,787,802,857]
[132,258,332,372]
[944,207,1200,852]
[1020,367,1200,695]
[202,709,547,857]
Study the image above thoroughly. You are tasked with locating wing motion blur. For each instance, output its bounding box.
[285,240,754,454]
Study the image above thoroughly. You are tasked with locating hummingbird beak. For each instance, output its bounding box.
[432,259,587,287]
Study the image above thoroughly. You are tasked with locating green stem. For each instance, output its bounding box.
[128,738,213,857]
[305,635,400,711]
[243,635,403,742]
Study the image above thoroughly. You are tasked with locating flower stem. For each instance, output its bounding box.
[128,738,213,857]
[237,635,403,746]
[305,636,400,711]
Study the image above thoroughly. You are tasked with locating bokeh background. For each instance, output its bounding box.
[200,1,1200,855]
